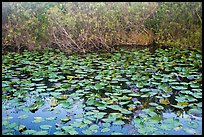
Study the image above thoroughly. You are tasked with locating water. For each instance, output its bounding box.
[2,48,202,135]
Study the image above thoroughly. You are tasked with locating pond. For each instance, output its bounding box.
[2,48,202,135]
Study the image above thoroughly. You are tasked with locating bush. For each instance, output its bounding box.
[145,2,202,49]
[2,2,202,53]
[2,2,158,53]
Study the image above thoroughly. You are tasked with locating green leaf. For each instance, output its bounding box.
[89,124,99,130]
[83,118,92,124]
[45,116,57,121]
[94,83,102,90]
[140,88,151,92]
[40,125,52,130]
[130,68,135,73]
[8,122,18,129]
[69,130,78,135]
[107,105,121,110]
[113,120,125,125]
[128,93,140,97]
[22,130,36,135]
[32,78,43,82]
[82,129,92,135]
[18,114,28,119]
[184,128,196,134]
[119,101,130,105]
[111,132,123,135]
[156,105,164,110]
[102,122,111,127]
[32,117,44,123]
[61,126,75,132]
[61,115,71,123]
[185,121,199,129]
[33,131,48,135]
[120,109,132,114]
[190,83,201,88]
[53,131,67,135]
[101,127,110,133]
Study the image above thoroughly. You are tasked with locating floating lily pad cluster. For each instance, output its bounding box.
[2,48,202,135]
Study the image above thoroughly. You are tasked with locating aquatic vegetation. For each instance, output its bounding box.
[2,48,202,135]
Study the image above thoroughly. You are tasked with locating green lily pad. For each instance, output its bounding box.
[83,119,92,124]
[32,117,44,123]
[156,105,164,110]
[56,94,69,100]
[101,127,110,133]
[94,83,103,90]
[120,109,132,114]
[185,121,199,129]
[45,117,57,121]
[149,102,159,107]
[141,93,150,98]
[140,88,151,92]
[82,129,93,135]
[8,122,18,129]
[111,132,123,135]
[18,114,29,119]
[102,122,111,128]
[22,129,36,135]
[53,131,67,135]
[89,124,99,130]
[113,120,125,125]
[32,78,43,81]
[107,105,121,110]
[128,93,140,97]
[119,101,130,105]
[171,85,188,90]
[102,118,112,123]
[190,83,201,88]
[61,115,71,123]
[33,131,48,135]
[40,125,52,130]
[184,128,196,134]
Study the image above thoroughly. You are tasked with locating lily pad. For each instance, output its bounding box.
[40,125,52,130]
[22,130,36,135]
[18,114,29,119]
[185,121,199,129]
[111,132,123,135]
[61,115,71,123]
[82,129,93,135]
[53,131,67,135]
[140,88,151,92]
[156,105,164,110]
[33,131,48,135]
[113,120,125,125]
[89,124,99,130]
[101,127,110,133]
[32,117,44,123]
[45,116,57,121]
[94,83,102,90]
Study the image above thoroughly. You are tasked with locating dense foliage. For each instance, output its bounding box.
[2,2,202,53]
[145,2,202,49]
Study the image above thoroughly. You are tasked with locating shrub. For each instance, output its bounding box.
[145,2,202,49]
[2,2,158,53]
[2,2,202,53]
